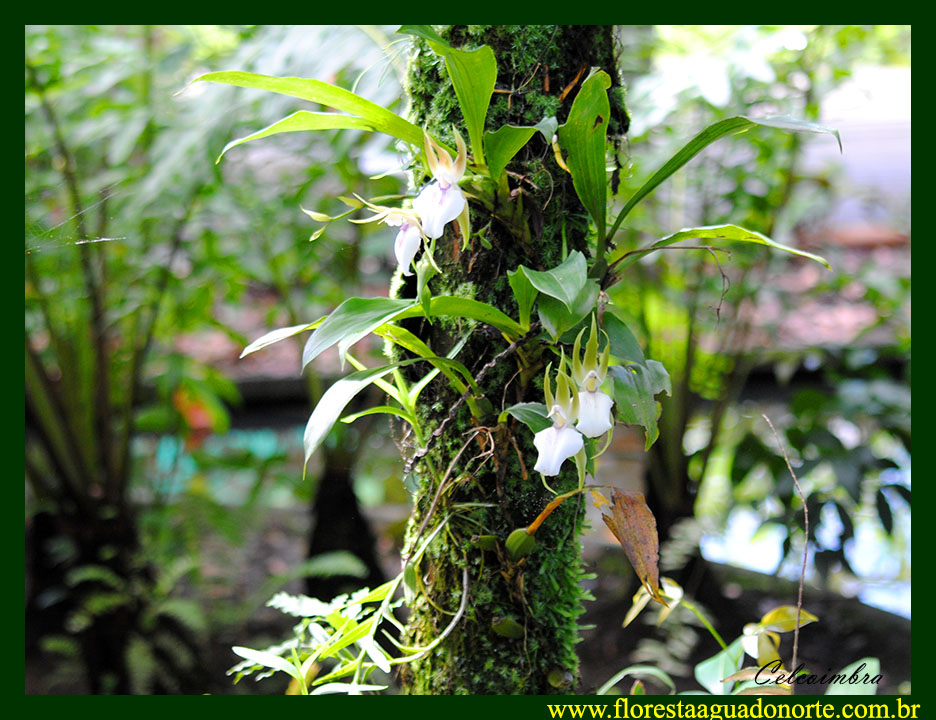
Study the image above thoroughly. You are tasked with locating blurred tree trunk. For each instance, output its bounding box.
[397,25,628,694]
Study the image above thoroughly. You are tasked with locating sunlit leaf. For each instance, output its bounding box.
[241,319,325,358]
[600,489,665,605]
[217,111,378,162]
[192,70,423,146]
[231,646,301,681]
[556,70,611,243]
[758,606,819,633]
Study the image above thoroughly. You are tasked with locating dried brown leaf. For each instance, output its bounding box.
[601,489,665,605]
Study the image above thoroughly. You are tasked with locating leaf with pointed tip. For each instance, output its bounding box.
[430,43,496,166]
[500,402,551,434]
[520,251,588,312]
[608,116,842,244]
[241,318,325,358]
[191,71,423,146]
[231,647,301,681]
[601,489,664,605]
[557,70,611,243]
[610,363,670,449]
[304,364,399,465]
[484,125,537,180]
[217,111,377,162]
[694,637,745,695]
[507,266,538,331]
[611,224,831,273]
[302,297,417,370]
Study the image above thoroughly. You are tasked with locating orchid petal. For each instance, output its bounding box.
[575,390,614,438]
[394,223,422,276]
[533,425,584,477]
[413,182,466,240]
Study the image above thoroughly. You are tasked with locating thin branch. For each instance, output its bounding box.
[762,414,807,696]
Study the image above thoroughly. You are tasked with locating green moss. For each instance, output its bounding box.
[395,25,627,695]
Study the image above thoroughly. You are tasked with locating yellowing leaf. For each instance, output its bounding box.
[590,489,611,509]
[760,606,819,633]
[601,489,665,605]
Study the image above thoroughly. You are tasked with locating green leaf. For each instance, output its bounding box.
[340,405,415,426]
[611,224,831,272]
[397,296,525,339]
[217,111,378,162]
[427,42,496,166]
[304,364,400,465]
[241,318,325,358]
[231,646,302,681]
[302,297,417,370]
[610,363,670,450]
[191,71,423,146]
[694,637,745,695]
[507,266,538,331]
[500,402,551,434]
[603,311,646,366]
[396,24,446,45]
[557,70,611,243]
[537,280,599,342]
[597,665,677,696]
[484,125,537,180]
[608,116,842,244]
[520,251,588,312]
[825,658,881,695]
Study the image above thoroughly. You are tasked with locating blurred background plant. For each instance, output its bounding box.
[25,24,910,694]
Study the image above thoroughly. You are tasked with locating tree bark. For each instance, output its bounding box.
[396,25,627,694]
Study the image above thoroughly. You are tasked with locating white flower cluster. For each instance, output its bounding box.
[533,319,614,477]
[355,130,467,276]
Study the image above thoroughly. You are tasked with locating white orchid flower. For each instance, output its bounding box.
[350,197,425,276]
[412,129,468,240]
[533,365,584,477]
[572,316,615,438]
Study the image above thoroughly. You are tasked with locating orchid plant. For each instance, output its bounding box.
[193,25,839,694]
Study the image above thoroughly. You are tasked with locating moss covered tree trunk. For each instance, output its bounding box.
[395,25,628,695]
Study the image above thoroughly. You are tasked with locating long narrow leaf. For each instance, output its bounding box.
[397,296,525,339]
[607,116,842,245]
[218,111,378,162]
[241,318,325,358]
[192,71,423,146]
[611,224,831,272]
